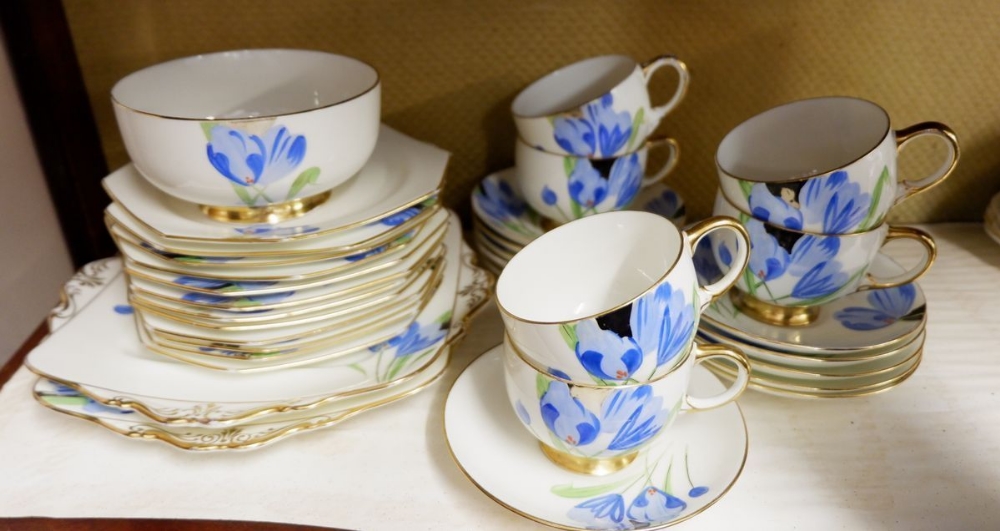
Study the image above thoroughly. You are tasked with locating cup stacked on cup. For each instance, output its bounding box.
[495,210,753,475]
[469,54,692,275]
[698,96,959,397]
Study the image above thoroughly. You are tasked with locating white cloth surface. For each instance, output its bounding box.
[1,224,999,530]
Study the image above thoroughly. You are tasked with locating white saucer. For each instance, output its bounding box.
[471,167,686,247]
[699,252,927,354]
[444,346,747,530]
[104,125,448,243]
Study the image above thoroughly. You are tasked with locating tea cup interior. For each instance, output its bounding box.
[112,49,379,119]
[497,211,681,323]
[512,55,634,117]
[717,96,889,182]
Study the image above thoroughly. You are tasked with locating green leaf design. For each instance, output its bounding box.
[347,363,366,375]
[231,299,262,308]
[742,267,758,297]
[551,478,633,499]
[558,323,578,350]
[536,373,548,399]
[738,180,753,199]
[200,122,217,140]
[563,156,576,177]
[738,211,750,224]
[232,183,256,206]
[40,395,91,407]
[435,310,453,325]
[570,200,584,219]
[859,166,890,231]
[286,167,321,200]
[175,256,205,264]
[625,107,645,151]
[386,355,410,381]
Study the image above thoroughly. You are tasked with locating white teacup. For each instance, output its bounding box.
[112,49,381,222]
[512,55,689,159]
[496,211,749,384]
[503,334,749,475]
[515,135,679,224]
[717,96,959,234]
[711,191,936,325]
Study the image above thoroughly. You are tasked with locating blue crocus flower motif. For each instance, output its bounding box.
[380,206,421,227]
[113,304,134,315]
[800,171,870,233]
[567,494,627,529]
[746,219,790,281]
[791,260,849,300]
[384,320,448,358]
[174,276,277,291]
[608,153,643,209]
[568,159,609,209]
[689,486,709,497]
[206,125,306,188]
[693,237,724,285]
[82,399,134,416]
[541,185,558,206]
[344,244,387,263]
[515,401,531,426]
[540,381,601,447]
[627,486,687,522]
[553,94,632,157]
[548,367,573,381]
[748,183,804,230]
[477,177,526,222]
[575,320,643,381]
[601,386,668,451]
[233,224,320,237]
[642,189,682,219]
[834,284,918,330]
[631,282,695,369]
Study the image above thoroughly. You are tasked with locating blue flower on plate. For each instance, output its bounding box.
[746,219,790,281]
[631,282,695,369]
[799,171,870,233]
[233,224,320,237]
[689,486,709,497]
[113,304,134,315]
[380,206,421,227]
[478,177,526,221]
[382,320,449,358]
[174,276,277,291]
[601,386,668,451]
[568,159,609,209]
[540,381,601,447]
[82,399,134,416]
[791,260,849,300]
[542,185,558,206]
[627,486,687,522]
[575,320,643,381]
[786,235,848,300]
[554,93,632,158]
[642,189,682,220]
[608,153,643,209]
[207,125,306,189]
[344,244,388,263]
[834,284,919,330]
[748,183,804,230]
[568,493,628,529]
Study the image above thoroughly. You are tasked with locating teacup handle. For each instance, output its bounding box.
[640,136,680,187]
[683,216,750,309]
[858,226,937,290]
[685,343,750,411]
[894,122,960,204]
[641,55,691,126]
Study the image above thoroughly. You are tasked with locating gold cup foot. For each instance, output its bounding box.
[539,443,638,476]
[199,190,332,224]
[730,289,820,326]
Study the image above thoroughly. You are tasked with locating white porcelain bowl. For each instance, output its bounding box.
[112,49,381,209]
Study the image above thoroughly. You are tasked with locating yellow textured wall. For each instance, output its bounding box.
[63,0,1000,224]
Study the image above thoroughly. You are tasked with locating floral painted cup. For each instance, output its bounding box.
[503,334,749,475]
[496,211,750,384]
[112,49,381,222]
[512,55,690,159]
[717,96,959,234]
[711,191,936,326]
[515,135,679,225]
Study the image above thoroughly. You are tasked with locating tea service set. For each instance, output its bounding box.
[22,47,960,529]
[25,49,494,450]
[448,54,960,529]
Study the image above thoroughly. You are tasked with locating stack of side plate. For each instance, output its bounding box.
[691,239,927,399]
[469,167,687,275]
[26,237,493,451]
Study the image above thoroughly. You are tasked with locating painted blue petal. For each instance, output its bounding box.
[586,94,632,157]
[868,284,917,317]
[567,160,608,209]
[553,117,596,157]
[788,235,840,277]
[748,183,803,230]
[568,494,626,527]
[800,171,870,233]
[540,381,601,447]
[174,276,228,289]
[609,153,642,208]
[113,304,134,315]
[477,177,525,222]
[575,320,643,381]
[602,386,667,451]
[746,219,790,281]
[642,189,681,218]
[548,367,572,381]
[689,486,709,497]
[791,260,849,300]
[380,206,421,226]
[627,486,687,522]
[833,307,894,330]
[515,400,531,426]
[631,282,695,369]
[541,185,558,206]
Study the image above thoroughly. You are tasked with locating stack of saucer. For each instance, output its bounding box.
[470,167,686,275]
[471,54,691,276]
[24,49,493,450]
[693,97,958,399]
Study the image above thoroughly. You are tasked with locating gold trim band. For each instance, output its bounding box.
[539,442,638,476]
[729,289,820,326]
[199,190,332,223]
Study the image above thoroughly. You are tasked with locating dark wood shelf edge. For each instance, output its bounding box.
[0,320,46,391]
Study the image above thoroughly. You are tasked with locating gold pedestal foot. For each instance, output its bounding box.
[200,190,332,224]
[539,443,638,476]
[730,289,819,326]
